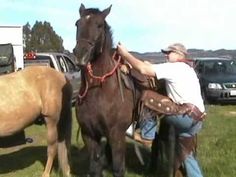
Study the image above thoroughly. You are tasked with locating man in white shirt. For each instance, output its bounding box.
[117,43,205,177]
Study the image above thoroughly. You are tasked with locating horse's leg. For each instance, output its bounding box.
[42,118,58,177]
[82,133,104,177]
[109,130,126,177]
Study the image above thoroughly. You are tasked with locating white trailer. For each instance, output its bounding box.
[0,26,24,70]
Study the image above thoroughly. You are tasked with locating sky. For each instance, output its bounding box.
[1,0,236,53]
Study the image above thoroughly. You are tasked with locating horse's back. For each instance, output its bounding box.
[0,66,69,103]
[0,66,72,136]
[20,66,67,86]
[0,65,67,86]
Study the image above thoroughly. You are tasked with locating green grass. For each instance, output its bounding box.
[198,105,236,177]
[0,105,236,177]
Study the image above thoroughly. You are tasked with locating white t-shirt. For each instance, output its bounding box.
[152,62,205,112]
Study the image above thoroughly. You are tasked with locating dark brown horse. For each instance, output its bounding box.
[73,4,190,177]
[0,66,72,177]
[73,4,136,177]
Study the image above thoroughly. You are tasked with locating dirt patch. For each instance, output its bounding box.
[227,111,236,116]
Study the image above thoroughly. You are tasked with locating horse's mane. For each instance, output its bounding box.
[104,21,113,51]
[82,8,101,15]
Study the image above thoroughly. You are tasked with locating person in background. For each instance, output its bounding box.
[118,42,205,177]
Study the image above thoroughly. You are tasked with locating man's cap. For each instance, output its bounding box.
[161,43,188,56]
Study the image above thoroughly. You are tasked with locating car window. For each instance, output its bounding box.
[225,60,236,74]
[34,55,54,68]
[197,60,236,75]
[56,55,67,72]
[194,61,203,74]
[63,55,77,72]
[211,61,226,73]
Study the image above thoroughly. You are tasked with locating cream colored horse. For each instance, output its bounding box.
[0,66,72,177]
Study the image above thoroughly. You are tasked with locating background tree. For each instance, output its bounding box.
[23,22,31,51]
[23,21,64,52]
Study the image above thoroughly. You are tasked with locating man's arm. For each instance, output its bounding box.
[117,43,156,77]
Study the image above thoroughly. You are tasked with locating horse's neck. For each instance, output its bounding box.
[94,31,114,72]
[88,31,115,78]
[93,46,114,73]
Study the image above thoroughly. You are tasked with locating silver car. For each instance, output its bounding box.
[24,52,81,103]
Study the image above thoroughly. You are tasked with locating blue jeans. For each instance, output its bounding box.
[165,114,203,177]
[139,116,157,140]
[141,114,203,177]
[164,114,202,136]
[184,152,203,177]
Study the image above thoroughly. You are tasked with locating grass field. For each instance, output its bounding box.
[0,105,236,177]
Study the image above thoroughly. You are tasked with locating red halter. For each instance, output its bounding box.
[78,51,121,100]
[86,51,121,82]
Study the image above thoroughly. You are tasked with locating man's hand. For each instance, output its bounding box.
[120,64,130,74]
[144,61,151,64]
[117,42,129,58]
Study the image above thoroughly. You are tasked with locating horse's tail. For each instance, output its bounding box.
[57,81,73,177]
[74,102,81,145]
[153,120,176,177]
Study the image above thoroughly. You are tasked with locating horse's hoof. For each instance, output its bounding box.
[41,173,50,177]
[25,137,33,143]
[65,172,71,177]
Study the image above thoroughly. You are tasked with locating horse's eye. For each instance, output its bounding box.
[97,24,103,28]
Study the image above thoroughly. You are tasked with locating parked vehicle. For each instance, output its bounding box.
[0,43,15,75]
[0,26,24,71]
[24,52,81,103]
[194,57,236,103]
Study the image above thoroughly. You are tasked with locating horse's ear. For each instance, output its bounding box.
[102,5,112,19]
[79,3,86,16]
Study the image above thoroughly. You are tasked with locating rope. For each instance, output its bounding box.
[78,79,88,99]
[78,51,122,101]
[86,52,121,82]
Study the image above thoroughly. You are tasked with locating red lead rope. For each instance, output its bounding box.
[78,79,88,99]
[86,51,121,82]
[78,51,121,100]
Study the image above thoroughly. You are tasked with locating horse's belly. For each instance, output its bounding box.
[0,103,41,137]
[0,120,26,137]
[78,103,132,135]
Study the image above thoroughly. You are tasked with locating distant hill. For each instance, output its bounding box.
[131,49,236,64]
[67,48,236,64]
